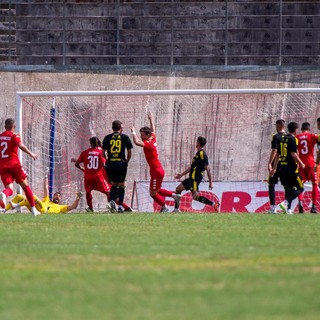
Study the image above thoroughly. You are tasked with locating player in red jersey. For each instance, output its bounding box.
[316,117,320,191]
[73,136,110,212]
[296,122,318,213]
[0,118,40,216]
[130,112,181,213]
[72,136,132,213]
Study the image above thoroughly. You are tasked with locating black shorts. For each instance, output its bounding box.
[279,167,303,190]
[106,160,128,183]
[182,177,202,192]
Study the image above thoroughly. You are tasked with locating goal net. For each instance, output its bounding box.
[16,88,320,213]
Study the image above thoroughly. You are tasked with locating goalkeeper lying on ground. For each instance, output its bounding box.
[5,175,82,214]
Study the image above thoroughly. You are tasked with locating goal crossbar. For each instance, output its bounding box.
[16,87,320,98]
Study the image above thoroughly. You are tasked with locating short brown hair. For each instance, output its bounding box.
[139,126,152,135]
[5,118,14,129]
[112,120,122,131]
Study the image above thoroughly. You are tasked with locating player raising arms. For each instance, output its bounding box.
[174,136,219,212]
[296,122,318,213]
[130,111,180,213]
[267,119,286,213]
[6,175,82,214]
[0,118,40,216]
[271,122,305,214]
[102,120,133,213]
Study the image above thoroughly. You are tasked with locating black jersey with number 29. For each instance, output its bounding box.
[102,132,133,162]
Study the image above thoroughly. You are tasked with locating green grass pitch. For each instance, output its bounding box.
[0,212,319,320]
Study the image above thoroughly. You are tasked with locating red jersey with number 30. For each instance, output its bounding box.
[296,132,318,167]
[143,132,163,172]
[76,147,106,179]
[0,130,21,169]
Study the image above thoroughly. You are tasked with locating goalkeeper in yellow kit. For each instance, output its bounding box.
[5,174,82,214]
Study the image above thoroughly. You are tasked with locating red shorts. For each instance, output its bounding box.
[0,163,28,185]
[299,166,318,184]
[84,175,110,194]
[149,167,165,192]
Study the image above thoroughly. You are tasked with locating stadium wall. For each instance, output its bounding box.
[1,68,320,120]
[1,69,320,212]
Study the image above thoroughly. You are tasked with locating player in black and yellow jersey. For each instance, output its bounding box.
[267,119,286,213]
[102,120,133,213]
[174,136,219,212]
[271,122,305,214]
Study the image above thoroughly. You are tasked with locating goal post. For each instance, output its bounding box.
[49,101,56,199]
[15,88,320,212]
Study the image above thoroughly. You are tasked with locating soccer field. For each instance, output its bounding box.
[0,213,319,320]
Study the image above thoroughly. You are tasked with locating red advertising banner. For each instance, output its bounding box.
[133,181,315,213]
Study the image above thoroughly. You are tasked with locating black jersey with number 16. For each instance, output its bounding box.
[277,134,298,171]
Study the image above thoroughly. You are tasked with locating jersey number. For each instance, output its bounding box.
[0,141,9,158]
[299,140,308,155]
[280,142,287,158]
[87,155,99,169]
[110,139,121,154]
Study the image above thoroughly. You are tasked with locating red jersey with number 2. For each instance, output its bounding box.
[296,132,318,167]
[0,130,21,169]
[143,132,163,172]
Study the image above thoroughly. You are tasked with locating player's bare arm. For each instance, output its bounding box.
[292,152,305,170]
[148,111,155,134]
[130,126,144,147]
[43,175,49,198]
[72,158,85,172]
[205,165,213,190]
[316,150,320,165]
[18,142,37,160]
[267,149,277,173]
[127,149,132,163]
[270,154,280,177]
[67,191,83,211]
[175,166,191,180]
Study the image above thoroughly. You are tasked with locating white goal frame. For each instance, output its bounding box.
[16,86,320,137]
[15,87,320,211]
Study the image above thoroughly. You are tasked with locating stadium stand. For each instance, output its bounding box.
[0,1,319,68]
